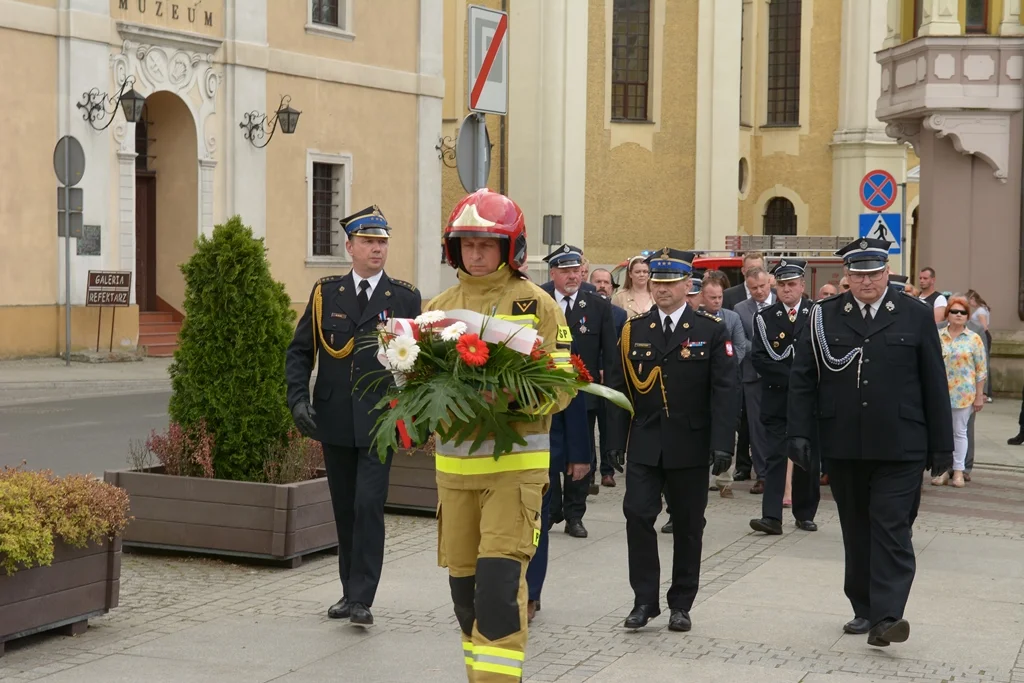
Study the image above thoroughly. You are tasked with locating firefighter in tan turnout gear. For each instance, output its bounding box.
[428,189,573,682]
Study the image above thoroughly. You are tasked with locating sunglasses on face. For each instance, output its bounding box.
[948,309,969,316]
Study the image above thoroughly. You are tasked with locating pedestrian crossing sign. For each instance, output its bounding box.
[858,213,901,254]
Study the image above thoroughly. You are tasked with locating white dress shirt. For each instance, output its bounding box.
[658,304,687,331]
[352,270,384,299]
[853,293,884,319]
[556,289,579,312]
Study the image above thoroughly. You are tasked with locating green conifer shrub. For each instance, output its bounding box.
[168,215,296,481]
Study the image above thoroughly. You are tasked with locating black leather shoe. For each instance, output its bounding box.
[349,603,374,627]
[1009,432,1024,445]
[624,604,661,629]
[733,471,751,482]
[843,617,871,634]
[660,518,674,534]
[749,517,783,535]
[565,520,588,538]
[795,520,818,532]
[668,609,692,632]
[867,618,910,647]
[327,597,350,619]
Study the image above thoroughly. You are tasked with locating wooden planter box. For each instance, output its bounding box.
[102,467,336,567]
[386,448,437,513]
[1,537,121,656]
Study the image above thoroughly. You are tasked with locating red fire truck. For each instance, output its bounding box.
[609,235,851,295]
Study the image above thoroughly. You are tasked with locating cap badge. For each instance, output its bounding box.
[859,240,868,249]
[780,259,787,267]
[661,247,671,257]
[844,302,853,313]
[563,245,570,253]
[885,300,895,312]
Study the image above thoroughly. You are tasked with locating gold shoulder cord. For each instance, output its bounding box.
[312,283,355,360]
[620,319,670,416]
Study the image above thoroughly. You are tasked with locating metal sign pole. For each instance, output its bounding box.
[475,112,487,191]
[899,182,908,274]
[64,145,71,365]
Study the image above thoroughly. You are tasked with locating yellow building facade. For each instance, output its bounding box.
[440,0,920,277]
[0,0,443,358]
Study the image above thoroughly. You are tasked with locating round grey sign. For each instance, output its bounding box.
[53,135,86,187]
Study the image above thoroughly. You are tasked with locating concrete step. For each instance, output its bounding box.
[138,332,180,346]
[139,311,174,324]
[142,342,178,357]
[139,321,181,334]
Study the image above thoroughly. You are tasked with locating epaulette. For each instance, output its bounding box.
[318,275,343,285]
[900,290,929,306]
[696,309,722,323]
[388,276,418,292]
[628,309,653,323]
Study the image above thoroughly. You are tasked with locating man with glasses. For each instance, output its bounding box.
[786,238,952,648]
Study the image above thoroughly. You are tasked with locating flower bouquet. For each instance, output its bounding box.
[364,310,632,460]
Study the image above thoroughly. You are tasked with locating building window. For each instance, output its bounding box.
[763,197,797,236]
[766,0,801,126]
[965,0,989,33]
[311,161,345,258]
[611,0,651,122]
[312,0,342,28]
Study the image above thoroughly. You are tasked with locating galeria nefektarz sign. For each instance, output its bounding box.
[118,0,214,28]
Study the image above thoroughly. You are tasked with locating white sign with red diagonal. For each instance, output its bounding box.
[467,5,509,115]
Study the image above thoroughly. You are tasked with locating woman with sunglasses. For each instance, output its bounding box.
[933,295,988,488]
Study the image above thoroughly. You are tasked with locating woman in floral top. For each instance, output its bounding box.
[933,295,987,488]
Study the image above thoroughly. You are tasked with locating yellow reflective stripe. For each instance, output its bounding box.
[435,451,550,475]
[474,646,525,662]
[463,640,474,665]
[472,661,522,677]
[494,314,538,329]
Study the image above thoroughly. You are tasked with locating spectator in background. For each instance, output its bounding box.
[933,296,987,488]
[967,289,992,402]
[591,268,627,335]
[723,252,767,310]
[612,255,654,317]
[818,283,838,299]
[918,267,948,323]
[703,270,747,498]
[839,276,850,293]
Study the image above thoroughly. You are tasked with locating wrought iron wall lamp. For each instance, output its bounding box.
[76,76,146,131]
[239,95,301,148]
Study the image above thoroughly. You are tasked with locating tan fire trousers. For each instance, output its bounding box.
[437,469,546,682]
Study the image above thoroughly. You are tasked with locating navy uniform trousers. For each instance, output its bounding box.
[527,392,590,602]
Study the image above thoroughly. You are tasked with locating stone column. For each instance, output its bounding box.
[918,0,961,37]
[693,0,741,251]
[882,0,902,48]
[831,0,907,252]
[414,0,444,296]
[1000,0,1024,36]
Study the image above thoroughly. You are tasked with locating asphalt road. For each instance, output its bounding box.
[0,391,171,476]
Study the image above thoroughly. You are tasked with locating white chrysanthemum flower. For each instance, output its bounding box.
[439,321,468,342]
[385,336,420,372]
[413,310,446,327]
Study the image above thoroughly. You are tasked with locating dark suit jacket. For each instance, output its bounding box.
[787,290,953,462]
[723,283,748,311]
[285,271,422,448]
[750,298,811,419]
[550,391,591,467]
[608,306,739,468]
[733,296,768,384]
[541,282,622,412]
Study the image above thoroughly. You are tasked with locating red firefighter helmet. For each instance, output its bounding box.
[443,189,528,272]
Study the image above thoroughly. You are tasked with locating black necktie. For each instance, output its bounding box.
[863,303,873,322]
[663,316,674,340]
[357,280,370,313]
[563,296,572,317]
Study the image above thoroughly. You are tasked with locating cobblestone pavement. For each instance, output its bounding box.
[2,462,1023,682]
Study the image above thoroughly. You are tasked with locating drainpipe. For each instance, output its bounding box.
[500,0,507,195]
[1020,117,1024,320]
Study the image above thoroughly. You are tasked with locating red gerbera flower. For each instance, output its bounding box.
[570,354,593,383]
[530,338,547,361]
[456,333,490,367]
